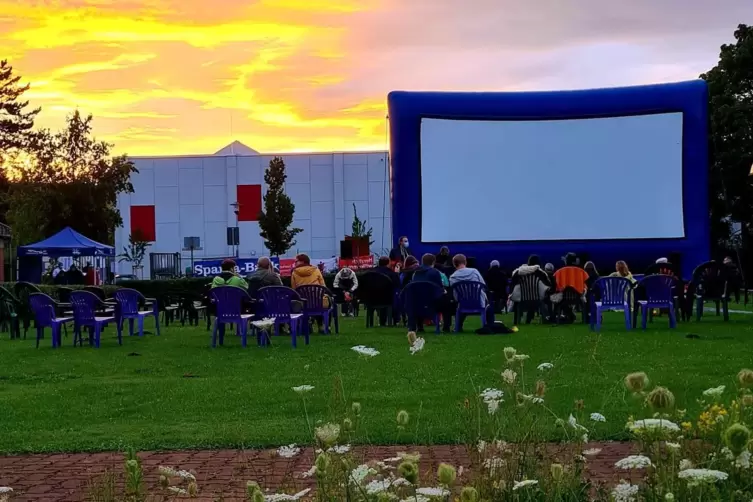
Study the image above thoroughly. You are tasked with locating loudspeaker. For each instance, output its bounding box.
[340,240,353,259]
[226,227,239,246]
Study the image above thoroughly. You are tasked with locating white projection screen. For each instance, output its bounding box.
[419,113,684,243]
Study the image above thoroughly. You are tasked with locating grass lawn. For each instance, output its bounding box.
[0,309,751,454]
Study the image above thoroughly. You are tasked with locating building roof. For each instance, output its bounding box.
[214,141,260,156]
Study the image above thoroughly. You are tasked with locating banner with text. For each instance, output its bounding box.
[338,255,374,270]
[193,257,279,277]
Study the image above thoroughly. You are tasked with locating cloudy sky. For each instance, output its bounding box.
[0,0,750,155]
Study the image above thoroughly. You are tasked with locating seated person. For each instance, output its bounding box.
[375,256,401,290]
[247,256,282,296]
[333,267,358,316]
[212,259,249,289]
[510,255,551,323]
[484,260,509,310]
[410,253,453,332]
[554,262,589,294]
[291,254,325,288]
[399,256,420,288]
[412,253,444,288]
[584,261,600,290]
[609,260,635,282]
[450,254,494,330]
[435,246,451,267]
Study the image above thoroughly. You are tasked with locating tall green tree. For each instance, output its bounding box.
[701,24,753,252]
[258,157,302,256]
[4,111,137,244]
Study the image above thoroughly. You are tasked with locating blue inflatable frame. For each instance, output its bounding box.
[388,80,708,277]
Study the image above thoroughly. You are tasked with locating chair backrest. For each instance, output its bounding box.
[257,286,301,318]
[400,282,443,316]
[83,286,106,301]
[592,277,632,306]
[356,272,395,306]
[209,286,251,322]
[452,281,488,310]
[692,261,728,298]
[29,293,57,325]
[113,288,145,316]
[518,273,543,302]
[69,290,101,323]
[644,262,681,280]
[296,285,332,311]
[639,274,676,304]
[14,282,40,314]
[56,287,74,303]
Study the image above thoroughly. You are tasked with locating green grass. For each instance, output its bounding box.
[0,310,751,454]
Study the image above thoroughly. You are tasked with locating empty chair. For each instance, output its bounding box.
[400,281,444,334]
[636,275,677,329]
[692,261,730,322]
[13,281,40,338]
[112,288,161,338]
[55,286,74,304]
[0,286,21,339]
[29,293,73,348]
[209,286,254,348]
[590,277,633,331]
[296,284,338,335]
[256,286,306,347]
[69,290,117,348]
[356,272,397,327]
[452,281,491,332]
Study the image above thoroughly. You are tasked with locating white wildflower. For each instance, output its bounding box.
[158,466,179,477]
[590,413,606,423]
[409,337,425,355]
[392,478,411,487]
[628,418,680,433]
[679,459,693,471]
[299,466,317,478]
[568,414,589,433]
[168,487,188,495]
[487,399,500,415]
[365,479,392,494]
[480,388,504,402]
[519,394,544,405]
[580,433,589,443]
[512,479,538,490]
[400,496,429,502]
[175,470,195,481]
[483,457,505,475]
[277,444,301,458]
[583,448,602,456]
[665,442,681,452]
[351,345,380,357]
[292,385,314,394]
[702,385,725,399]
[615,455,652,470]
[476,440,487,453]
[0,488,12,494]
[383,456,402,463]
[265,488,312,501]
[501,369,517,385]
[677,468,728,487]
[417,487,450,497]
[611,480,639,502]
[315,423,341,445]
[512,354,530,362]
[349,464,375,485]
[721,447,751,468]
[328,444,351,454]
[537,362,554,371]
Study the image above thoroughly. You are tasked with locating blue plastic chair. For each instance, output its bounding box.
[257,286,306,348]
[296,285,338,335]
[69,291,117,348]
[636,275,677,329]
[590,277,633,331]
[29,293,72,348]
[400,281,444,334]
[451,281,491,332]
[209,286,253,348]
[113,288,161,338]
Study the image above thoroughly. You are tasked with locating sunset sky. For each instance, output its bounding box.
[1,0,750,156]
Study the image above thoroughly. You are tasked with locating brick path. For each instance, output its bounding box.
[0,442,634,502]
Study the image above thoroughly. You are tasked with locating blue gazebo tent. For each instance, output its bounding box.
[18,227,114,257]
[17,227,114,283]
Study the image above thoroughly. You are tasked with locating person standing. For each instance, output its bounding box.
[389,236,411,268]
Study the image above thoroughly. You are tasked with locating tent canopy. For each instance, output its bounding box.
[18,227,115,257]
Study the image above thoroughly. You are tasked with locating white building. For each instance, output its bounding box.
[115,142,392,277]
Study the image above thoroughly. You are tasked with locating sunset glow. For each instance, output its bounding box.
[0,0,748,156]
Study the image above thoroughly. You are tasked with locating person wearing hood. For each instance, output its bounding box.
[333,267,358,316]
[484,260,508,312]
[291,254,325,289]
[211,259,249,289]
[510,255,551,289]
[450,254,494,330]
[509,255,552,323]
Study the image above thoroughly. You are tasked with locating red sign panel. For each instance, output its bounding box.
[236,185,262,222]
[130,205,156,242]
[338,255,374,271]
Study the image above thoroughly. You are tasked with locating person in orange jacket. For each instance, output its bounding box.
[290,253,325,289]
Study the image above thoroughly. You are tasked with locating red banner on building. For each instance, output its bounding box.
[338,255,374,270]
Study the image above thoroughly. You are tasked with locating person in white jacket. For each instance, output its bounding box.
[333,267,358,316]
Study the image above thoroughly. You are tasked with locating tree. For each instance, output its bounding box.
[350,203,374,247]
[701,24,753,254]
[119,231,150,278]
[0,59,39,151]
[258,156,302,256]
[4,111,137,244]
